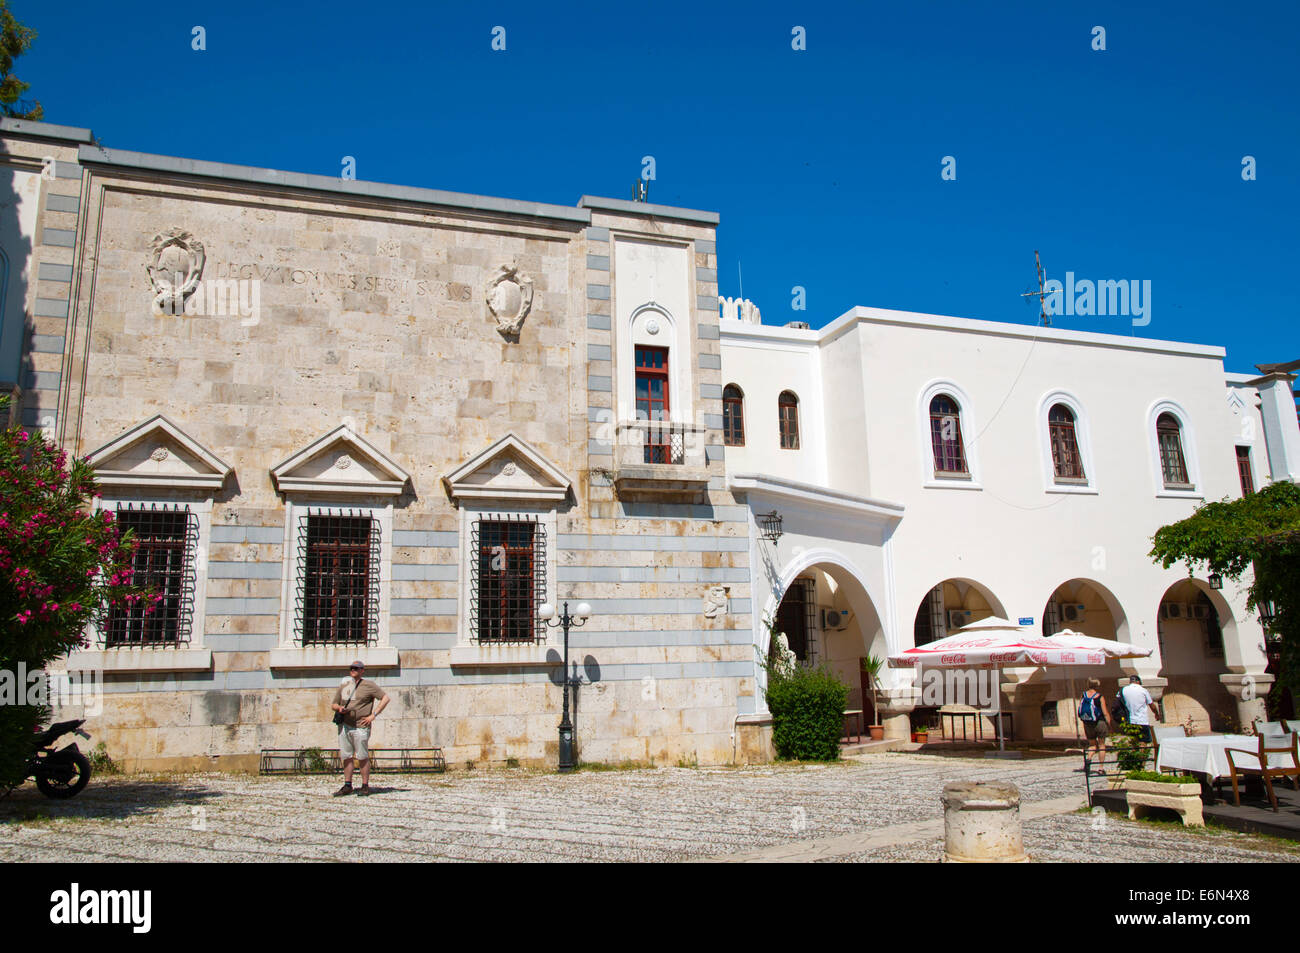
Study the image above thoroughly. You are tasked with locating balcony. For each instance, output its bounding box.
[611,420,710,499]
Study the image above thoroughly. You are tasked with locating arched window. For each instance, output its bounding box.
[722,384,745,446]
[778,391,800,449]
[1156,413,1190,486]
[1048,404,1085,480]
[928,395,968,475]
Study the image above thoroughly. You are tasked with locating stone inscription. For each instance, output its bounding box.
[211,261,476,301]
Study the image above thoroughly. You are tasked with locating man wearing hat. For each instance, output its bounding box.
[330,660,390,796]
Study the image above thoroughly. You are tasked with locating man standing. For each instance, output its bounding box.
[1120,674,1160,743]
[331,660,389,796]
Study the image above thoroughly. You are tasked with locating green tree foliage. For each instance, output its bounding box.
[1149,480,1300,715]
[0,0,41,121]
[0,400,146,787]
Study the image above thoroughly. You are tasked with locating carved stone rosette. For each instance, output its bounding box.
[147,228,206,315]
[485,264,534,340]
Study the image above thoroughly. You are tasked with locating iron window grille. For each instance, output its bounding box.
[912,584,945,646]
[778,391,800,450]
[1048,404,1086,481]
[929,395,968,476]
[1041,600,1062,637]
[722,384,745,446]
[1157,413,1190,487]
[1198,596,1225,658]
[296,511,380,646]
[470,514,547,644]
[103,503,198,647]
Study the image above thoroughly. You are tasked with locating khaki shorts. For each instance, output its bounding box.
[1083,719,1109,740]
[338,724,370,761]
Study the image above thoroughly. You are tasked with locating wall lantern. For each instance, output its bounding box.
[1258,599,1277,631]
[1208,573,1223,590]
[759,510,783,543]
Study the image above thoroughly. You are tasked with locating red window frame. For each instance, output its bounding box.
[636,346,671,463]
[723,384,745,446]
[1236,446,1254,496]
[929,395,968,475]
[1157,413,1190,486]
[778,391,800,450]
[1048,404,1086,481]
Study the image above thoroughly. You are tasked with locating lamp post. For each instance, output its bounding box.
[538,600,591,773]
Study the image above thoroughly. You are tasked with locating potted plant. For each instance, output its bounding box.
[913,724,929,744]
[861,655,885,740]
[1123,770,1204,827]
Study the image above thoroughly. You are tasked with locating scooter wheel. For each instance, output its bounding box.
[36,752,92,799]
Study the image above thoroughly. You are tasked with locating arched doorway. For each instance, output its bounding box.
[1156,579,1236,733]
[1038,578,1129,738]
[766,553,887,723]
[911,578,1006,647]
[909,579,1007,732]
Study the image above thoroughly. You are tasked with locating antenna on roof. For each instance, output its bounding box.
[1019,250,1052,326]
[738,261,743,300]
[631,179,648,202]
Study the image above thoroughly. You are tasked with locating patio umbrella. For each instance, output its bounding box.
[888,620,1108,750]
[1047,629,1153,742]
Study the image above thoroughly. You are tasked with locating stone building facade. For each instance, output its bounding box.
[0,118,762,771]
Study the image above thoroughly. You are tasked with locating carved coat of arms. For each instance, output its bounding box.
[485,264,534,339]
[147,228,206,314]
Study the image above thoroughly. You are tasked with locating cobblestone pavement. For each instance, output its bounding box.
[1,753,1296,863]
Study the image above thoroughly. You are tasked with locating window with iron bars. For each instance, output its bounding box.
[470,516,547,644]
[913,584,945,646]
[103,503,198,647]
[297,512,380,645]
[1041,600,1062,637]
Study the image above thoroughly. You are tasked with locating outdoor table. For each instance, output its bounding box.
[842,709,864,743]
[940,709,1013,742]
[1155,734,1293,802]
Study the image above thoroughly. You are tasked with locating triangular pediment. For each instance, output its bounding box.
[271,426,411,496]
[443,433,572,504]
[87,416,232,491]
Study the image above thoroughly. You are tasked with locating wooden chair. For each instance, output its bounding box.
[1225,732,1300,812]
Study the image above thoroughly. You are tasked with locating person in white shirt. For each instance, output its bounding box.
[1120,675,1160,742]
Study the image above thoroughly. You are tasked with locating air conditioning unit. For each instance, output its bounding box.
[947,609,973,630]
[1190,604,1214,621]
[1160,602,1189,620]
[1061,604,1087,624]
[822,608,852,630]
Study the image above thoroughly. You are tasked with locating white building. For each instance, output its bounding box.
[720,303,1298,740]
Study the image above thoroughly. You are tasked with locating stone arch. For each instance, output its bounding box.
[1156,577,1236,733]
[758,547,890,713]
[1037,577,1131,736]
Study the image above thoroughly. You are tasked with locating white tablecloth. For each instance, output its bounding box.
[1156,734,1297,780]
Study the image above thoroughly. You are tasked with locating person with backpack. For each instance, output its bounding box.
[1079,678,1112,773]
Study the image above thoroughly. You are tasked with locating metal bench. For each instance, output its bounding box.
[259,747,446,775]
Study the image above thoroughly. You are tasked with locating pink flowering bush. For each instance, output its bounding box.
[0,397,149,786]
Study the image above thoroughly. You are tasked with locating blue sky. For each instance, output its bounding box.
[18,0,1298,373]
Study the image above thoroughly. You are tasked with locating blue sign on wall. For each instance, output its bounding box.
[1018,617,1034,626]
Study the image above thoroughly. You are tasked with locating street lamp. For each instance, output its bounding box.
[538,600,591,773]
